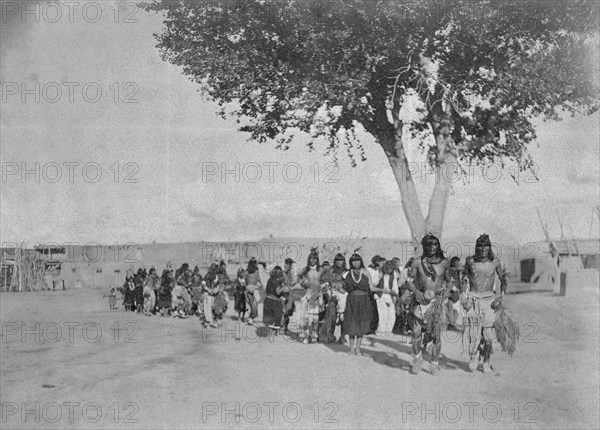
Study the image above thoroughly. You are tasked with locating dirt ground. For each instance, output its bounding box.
[1,281,598,429]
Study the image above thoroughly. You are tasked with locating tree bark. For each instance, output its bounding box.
[425,111,458,239]
[381,125,426,243]
[425,135,457,238]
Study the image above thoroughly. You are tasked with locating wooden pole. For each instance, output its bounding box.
[536,207,552,250]
[556,211,572,256]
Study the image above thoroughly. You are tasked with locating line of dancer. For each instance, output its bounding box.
[106,233,518,375]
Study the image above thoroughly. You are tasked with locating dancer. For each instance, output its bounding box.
[393,258,413,336]
[298,250,323,344]
[342,254,384,355]
[405,235,451,376]
[367,255,386,334]
[462,234,517,374]
[123,272,135,312]
[375,260,399,335]
[157,264,174,316]
[244,258,263,326]
[330,253,348,343]
[281,258,298,334]
[233,268,248,322]
[263,266,285,335]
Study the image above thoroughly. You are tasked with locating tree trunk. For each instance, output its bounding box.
[377,109,457,243]
[383,126,426,243]
[425,110,458,239]
[425,135,457,238]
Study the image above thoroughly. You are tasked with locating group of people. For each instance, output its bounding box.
[109,261,231,326]
[106,233,516,376]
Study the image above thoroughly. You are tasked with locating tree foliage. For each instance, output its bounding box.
[143,0,599,171]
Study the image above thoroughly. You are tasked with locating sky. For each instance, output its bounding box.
[1,0,599,247]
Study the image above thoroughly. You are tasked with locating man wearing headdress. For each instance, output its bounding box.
[462,234,507,374]
[405,235,451,376]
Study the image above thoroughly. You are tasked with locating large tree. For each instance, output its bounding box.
[143,0,599,241]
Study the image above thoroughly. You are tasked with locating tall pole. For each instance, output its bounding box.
[536,208,552,250]
[556,211,572,256]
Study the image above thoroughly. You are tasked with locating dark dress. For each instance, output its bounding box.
[263,277,284,327]
[157,270,173,310]
[123,278,135,309]
[343,270,373,336]
[233,278,247,314]
[134,276,144,310]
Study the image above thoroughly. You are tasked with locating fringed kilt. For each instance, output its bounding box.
[461,294,495,357]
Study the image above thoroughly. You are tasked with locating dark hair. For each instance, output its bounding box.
[270,265,283,279]
[421,234,444,259]
[474,235,495,262]
[349,253,365,269]
[333,253,347,271]
[404,257,414,269]
[302,252,320,277]
[450,256,461,267]
[247,258,258,274]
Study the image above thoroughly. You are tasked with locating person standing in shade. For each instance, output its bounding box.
[393,258,414,336]
[343,254,384,355]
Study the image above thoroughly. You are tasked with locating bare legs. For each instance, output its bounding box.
[348,335,364,356]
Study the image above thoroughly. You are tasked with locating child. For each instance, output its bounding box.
[104,287,117,310]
